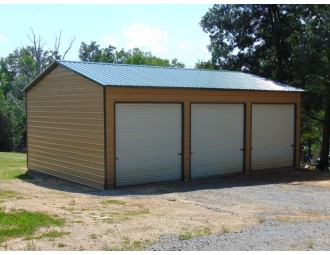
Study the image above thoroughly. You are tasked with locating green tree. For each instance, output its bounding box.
[171,58,185,68]
[78,41,185,68]
[0,110,13,151]
[79,41,104,62]
[200,4,303,82]
[124,48,171,66]
[0,91,13,151]
[200,4,330,169]
[301,110,322,156]
[290,5,330,170]
[0,29,75,151]
[195,60,216,70]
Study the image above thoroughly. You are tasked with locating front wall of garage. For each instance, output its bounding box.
[106,87,301,189]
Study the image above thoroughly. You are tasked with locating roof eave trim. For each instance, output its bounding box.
[104,84,304,92]
[23,61,59,92]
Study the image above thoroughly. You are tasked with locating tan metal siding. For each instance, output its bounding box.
[27,65,105,189]
[106,87,301,188]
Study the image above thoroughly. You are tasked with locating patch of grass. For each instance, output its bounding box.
[221,225,230,233]
[0,169,30,180]
[101,199,126,205]
[0,190,23,203]
[0,152,29,180]
[178,227,212,241]
[258,217,266,224]
[124,207,149,217]
[131,240,150,250]
[105,205,149,224]
[179,231,193,240]
[57,243,66,248]
[33,230,70,240]
[198,227,212,236]
[0,152,26,168]
[89,233,97,239]
[0,210,64,243]
[102,237,153,251]
[307,240,314,249]
[0,190,15,198]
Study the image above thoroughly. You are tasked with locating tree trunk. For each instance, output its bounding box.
[267,5,287,82]
[319,102,330,170]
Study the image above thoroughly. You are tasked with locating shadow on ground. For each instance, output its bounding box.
[18,168,330,197]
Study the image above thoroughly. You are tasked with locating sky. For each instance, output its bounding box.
[0,4,214,68]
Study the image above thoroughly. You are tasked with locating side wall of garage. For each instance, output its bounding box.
[27,66,105,189]
[105,87,301,188]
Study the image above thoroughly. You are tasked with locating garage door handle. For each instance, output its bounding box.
[291,144,295,147]
[178,153,182,156]
[240,148,244,151]
[116,157,119,160]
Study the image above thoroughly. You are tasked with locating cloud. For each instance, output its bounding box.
[180,42,194,51]
[101,34,118,46]
[123,23,168,53]
[0,34,8,42]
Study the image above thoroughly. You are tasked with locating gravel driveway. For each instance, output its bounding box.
[143,169,330,251]
[1,168,329,251]
[148,219,330,251]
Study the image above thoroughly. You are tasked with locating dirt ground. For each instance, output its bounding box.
[0,169,329,251]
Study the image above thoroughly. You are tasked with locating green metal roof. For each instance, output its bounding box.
[24,60,304,92]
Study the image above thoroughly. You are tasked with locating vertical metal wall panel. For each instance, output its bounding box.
[251,104,294,171]
[191,104,244,178]
[115,103,182,187]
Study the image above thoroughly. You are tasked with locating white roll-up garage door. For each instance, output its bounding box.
[251,104,295,171]
[191,104,244,179]
[115,103,182,187]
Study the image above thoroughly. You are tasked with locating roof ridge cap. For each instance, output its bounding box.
[57,60,247,74]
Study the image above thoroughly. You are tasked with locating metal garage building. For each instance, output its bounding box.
[24,60,303,189]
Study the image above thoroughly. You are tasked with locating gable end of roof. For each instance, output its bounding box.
[23,61,58,92]
[23,61,105,92]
